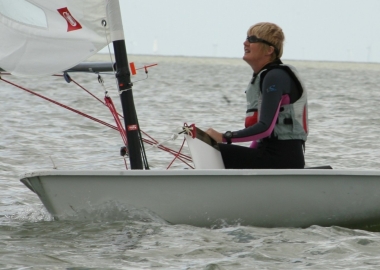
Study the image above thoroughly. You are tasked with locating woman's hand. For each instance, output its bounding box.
[206,128,223,143]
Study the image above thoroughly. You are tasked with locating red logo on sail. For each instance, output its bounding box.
[57,7,82,32]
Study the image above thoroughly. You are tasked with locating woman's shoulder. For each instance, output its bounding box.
[261,67,292,82]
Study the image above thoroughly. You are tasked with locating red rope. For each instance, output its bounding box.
[104,96,127,146]
[104,95,129,170]
[62,75,192,163]
[0,76,193,167]
[0,77,117,130]
[167,137,194,169]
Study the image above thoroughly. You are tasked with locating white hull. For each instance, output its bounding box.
[21,169,380,229]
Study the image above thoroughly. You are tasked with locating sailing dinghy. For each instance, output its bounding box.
[2,0,380,230]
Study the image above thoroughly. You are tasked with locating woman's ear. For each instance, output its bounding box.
[266,46,275,56]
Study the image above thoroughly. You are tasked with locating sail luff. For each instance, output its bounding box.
[106,0,146,170]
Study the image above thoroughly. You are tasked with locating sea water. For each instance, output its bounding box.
[1,55,380,269]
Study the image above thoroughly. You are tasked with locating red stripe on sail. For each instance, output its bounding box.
[57,7,82,32]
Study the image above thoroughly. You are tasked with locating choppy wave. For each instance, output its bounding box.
[2,55,380,269]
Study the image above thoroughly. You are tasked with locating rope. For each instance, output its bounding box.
[167,137,192,169]
[104,94,127,146]
[182,124,194,137]
[0,76,193,168]
[0,77,117,130]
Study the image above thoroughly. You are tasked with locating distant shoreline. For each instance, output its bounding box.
[88,53,380,71]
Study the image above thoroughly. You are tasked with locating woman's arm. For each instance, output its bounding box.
[225,69,292,143]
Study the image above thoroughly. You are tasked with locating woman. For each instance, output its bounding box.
[206,22,308,169]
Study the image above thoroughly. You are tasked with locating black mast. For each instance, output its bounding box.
[113,41,144,169]
[107,0,147,170]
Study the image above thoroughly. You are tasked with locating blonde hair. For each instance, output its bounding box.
[247,22,284,61]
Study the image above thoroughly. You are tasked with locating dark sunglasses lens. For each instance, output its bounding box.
[247,36,259,43]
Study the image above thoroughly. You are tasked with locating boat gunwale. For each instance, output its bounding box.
[20,169,380,179]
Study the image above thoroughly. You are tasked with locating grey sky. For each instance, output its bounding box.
[115,0,380,63]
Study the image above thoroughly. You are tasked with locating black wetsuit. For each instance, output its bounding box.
[219,62,307,169]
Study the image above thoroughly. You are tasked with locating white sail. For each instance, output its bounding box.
[0,0,112,76]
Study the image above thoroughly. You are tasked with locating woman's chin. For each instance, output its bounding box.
[242,55,251,63]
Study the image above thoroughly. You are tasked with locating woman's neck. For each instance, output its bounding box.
[252,58,282,74]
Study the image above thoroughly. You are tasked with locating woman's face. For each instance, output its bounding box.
[242,36,265,67]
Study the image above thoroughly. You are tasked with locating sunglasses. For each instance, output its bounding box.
[246,35,279,56]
